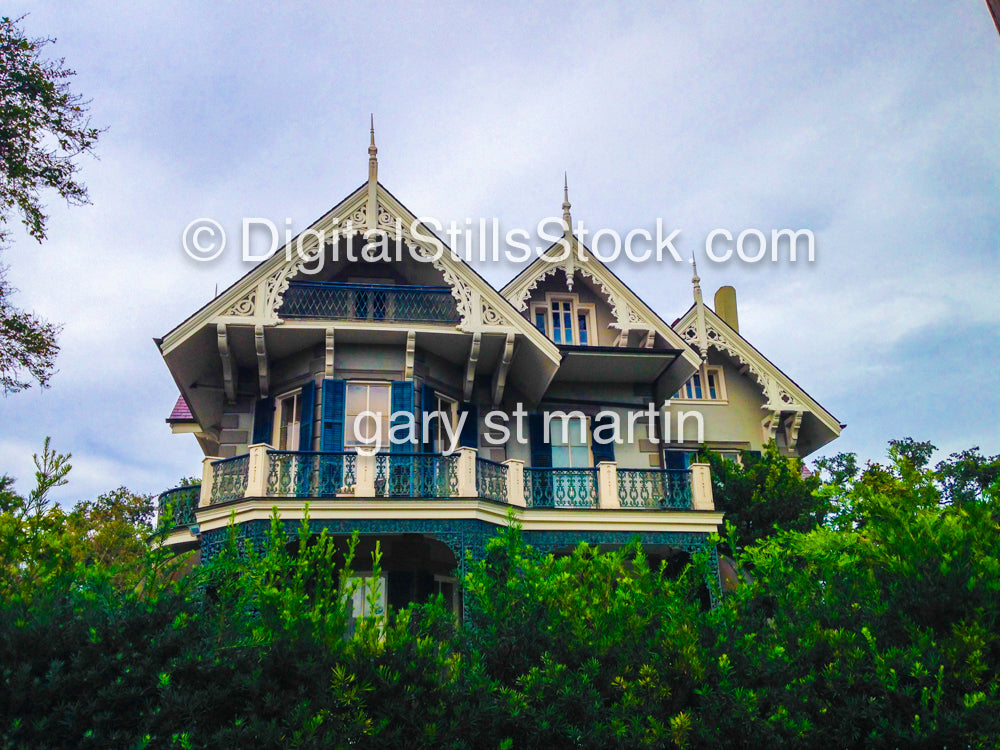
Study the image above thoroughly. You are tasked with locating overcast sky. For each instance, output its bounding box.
[1,2,998,504]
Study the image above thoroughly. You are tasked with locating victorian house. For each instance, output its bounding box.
[155,128,841,614]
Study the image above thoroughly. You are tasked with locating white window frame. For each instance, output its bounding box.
[549,414,593,468]
[273,389,303,451]
[530,293,597,346]
[433,392,459,453]
[344,380,392,449]
[672,366,727,402]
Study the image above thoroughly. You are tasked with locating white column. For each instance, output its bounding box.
[597,461,620,509]
[199,456,219,507]
[245,443,270,497]
[690,462,715,510]
[355,451,376,497]
[503,459,525,507]
[456,447,478,497]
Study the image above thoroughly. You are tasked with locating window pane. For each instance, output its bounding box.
[693,374,702,399]
[578,313,588,345]
[346,384,367,416]
[534,311,546,333]
[708,373,718,399]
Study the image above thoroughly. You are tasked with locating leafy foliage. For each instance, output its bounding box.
[0,437,998,747]
[0,14,101,393]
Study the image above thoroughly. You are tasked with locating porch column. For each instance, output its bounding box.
[355,451,376,497]
[456,447,477,497]
[597,461,620,509]
[245,443,271,497]
[199,456,220,507]
[503,459,525,507]
[690,462,715,510]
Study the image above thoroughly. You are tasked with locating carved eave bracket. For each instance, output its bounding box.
[491,333,515,406]
[464,332,481,402]
[784,412,803,451]
[254,325,269,397]
[217,324,236,403]
[404,330,416,381]
[325,328,335,378]
[761,410,781,445]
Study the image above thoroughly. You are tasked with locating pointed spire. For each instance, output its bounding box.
[562,172,572,233]
[691,255,708,363]
[367,114,378,231]
[691,255,703,304]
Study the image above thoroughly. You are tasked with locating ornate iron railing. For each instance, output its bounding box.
[210,455,249,504]
[157,484,200,527]
[278,282,460,323]
[266,451,358,497]
[475,458,508,504]
[523,467,598,508]
[617,469,693,509]
[374,453,458,498]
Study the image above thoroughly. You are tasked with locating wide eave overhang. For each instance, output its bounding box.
[553,344,682,383]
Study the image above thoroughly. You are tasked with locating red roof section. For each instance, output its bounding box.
[167,394,195,422]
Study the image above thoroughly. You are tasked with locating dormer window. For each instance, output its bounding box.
[673,366,726,401]
[531,294,596,346]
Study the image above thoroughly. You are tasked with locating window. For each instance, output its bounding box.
[345,382,391,447]
[531,294,596,346]
[274,390,302,450]
[715,450,742,465]
[550,417,591,468]
[673,367,726,401]
[434,393,458,453]
[664,449,696,471]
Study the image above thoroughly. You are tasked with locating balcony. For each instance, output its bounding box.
[155,448,715,538]
[156,484,200,527]
[278,282,460,324]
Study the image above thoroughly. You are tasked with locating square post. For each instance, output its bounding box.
[355,451,376,497]
[199,456,219,507]
[597,461,620,509]
[456,447,477,497]
[245,443,271,497]
[690,462,715,510]
[503,459,525,507]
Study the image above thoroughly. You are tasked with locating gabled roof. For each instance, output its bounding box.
[674,302,842,438]
[500,234,702,368]
[158,180,561,365]
[166,394,194,423]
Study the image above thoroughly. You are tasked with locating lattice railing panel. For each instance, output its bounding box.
[617,469,693,509]
[279,282,460,323]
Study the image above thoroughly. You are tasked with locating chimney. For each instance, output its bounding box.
[714,286,739,332]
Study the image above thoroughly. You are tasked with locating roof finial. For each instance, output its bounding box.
[367,114,378,230]
[691,254,708,363]
[562,172,572,234]
[690,254,703,302]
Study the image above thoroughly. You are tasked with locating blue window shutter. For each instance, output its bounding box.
[421,382,436,452]
[320,379,346,451]
[591,411,615,463]
[252,397,274,444]
[528,413,551,467]
[458,402,478,449]
[390,381,415,453]
[298,380,316,451]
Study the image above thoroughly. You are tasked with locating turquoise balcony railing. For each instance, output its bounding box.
[157,484,200,527]
[374,453,458,498]
[267,451,358,497]
[617,469,693,509]
[210,455,249,504]
[278,282,460,323]
[523,467,599,508]
[475,457,508,504]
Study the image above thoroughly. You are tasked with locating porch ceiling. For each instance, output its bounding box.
[552,345,680,384]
